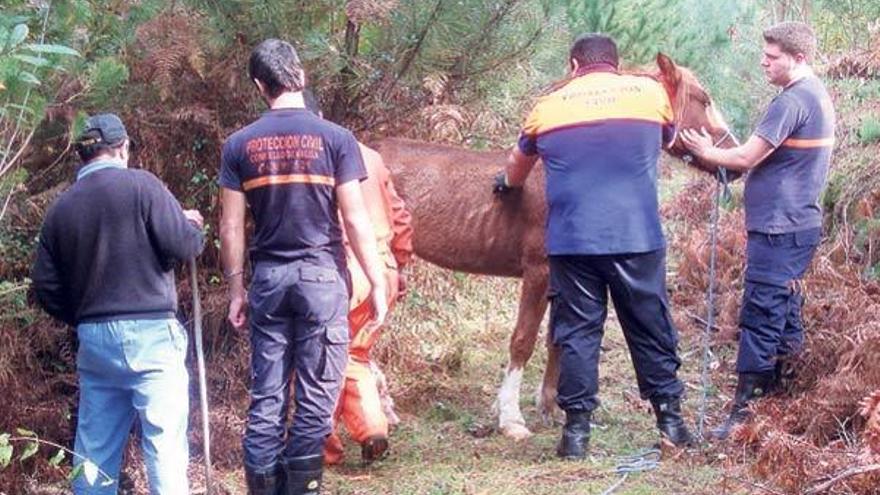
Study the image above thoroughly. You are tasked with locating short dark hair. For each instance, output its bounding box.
[76,139,125,163]
[763,22,817,61]
[570,34,619,69]
[248,39,306,99]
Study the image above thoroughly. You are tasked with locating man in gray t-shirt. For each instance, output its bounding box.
[681,21,834,439]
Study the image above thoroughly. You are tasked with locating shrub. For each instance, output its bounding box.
[858,115,880,144]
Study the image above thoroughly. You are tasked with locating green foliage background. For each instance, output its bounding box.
[1,0,880,491]
[0,0,877,285]
[1,0,877,283]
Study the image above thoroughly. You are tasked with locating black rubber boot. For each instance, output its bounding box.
[245,463,283,495]
[361,435,389,464]
[650,397,695,447]
[282,455,323,495]
[556,410,591,460]
[711,371,775,440]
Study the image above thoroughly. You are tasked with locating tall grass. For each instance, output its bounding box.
[858,115,880,144]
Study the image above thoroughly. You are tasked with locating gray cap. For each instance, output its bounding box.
[77,113,128,147]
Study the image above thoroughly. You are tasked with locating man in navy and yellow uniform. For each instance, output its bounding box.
[219,39,387,494]
[682,22,835,439]
[494,34,694,459]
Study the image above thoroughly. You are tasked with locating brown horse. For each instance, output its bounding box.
[374,53,737,440]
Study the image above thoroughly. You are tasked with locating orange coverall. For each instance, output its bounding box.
[324,144,413,464]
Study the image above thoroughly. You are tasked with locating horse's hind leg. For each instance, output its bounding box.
[537,331,561,425]
[497,267,548,440]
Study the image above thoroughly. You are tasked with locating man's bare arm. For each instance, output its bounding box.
[681,128,775,172]
[219,187,248,329]
[337,180,388,327]
[505,147,540,187]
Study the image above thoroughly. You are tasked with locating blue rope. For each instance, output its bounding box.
[697,168,732,440]
[599,448,662,495]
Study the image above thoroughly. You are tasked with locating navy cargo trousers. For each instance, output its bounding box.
[243,258,350,473]
[736,228,821,373]
[549,249,685,413]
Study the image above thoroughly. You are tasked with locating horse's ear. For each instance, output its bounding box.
[656,52,680,83]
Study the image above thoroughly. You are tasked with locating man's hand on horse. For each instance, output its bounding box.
[680,127,714,159]
[681,127,744,184]
[492,171,516,194]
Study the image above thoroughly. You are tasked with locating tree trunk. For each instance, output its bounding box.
[328,19,361,122]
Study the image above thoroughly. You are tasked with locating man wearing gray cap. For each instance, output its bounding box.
[31,113,204,494]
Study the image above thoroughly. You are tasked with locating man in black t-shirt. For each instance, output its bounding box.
[219,39,387,495]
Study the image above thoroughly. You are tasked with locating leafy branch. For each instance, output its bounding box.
[0,8,80,224]
[0,429,115,487]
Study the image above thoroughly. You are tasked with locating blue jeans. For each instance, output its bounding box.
[73,319,190,494]
[736,228,820,373]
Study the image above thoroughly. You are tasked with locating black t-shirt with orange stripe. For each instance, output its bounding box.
[219,108,366,264]
[747,76,835,234]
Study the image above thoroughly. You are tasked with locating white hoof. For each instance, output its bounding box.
[497,367,529,439]
[500,421,533,441]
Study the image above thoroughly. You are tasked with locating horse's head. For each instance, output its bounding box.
[655,53,739,174]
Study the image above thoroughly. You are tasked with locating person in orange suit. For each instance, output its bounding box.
[323,141,413,465]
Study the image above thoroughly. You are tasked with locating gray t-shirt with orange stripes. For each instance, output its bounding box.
[745,76,835,233]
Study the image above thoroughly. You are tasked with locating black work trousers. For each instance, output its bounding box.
[549,249,684,413]
[244,258,350,473]
[736,228,820,373]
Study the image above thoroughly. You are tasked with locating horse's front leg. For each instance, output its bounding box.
[496,265,547,440]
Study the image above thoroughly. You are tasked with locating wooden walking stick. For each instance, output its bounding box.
[189,258,213,494]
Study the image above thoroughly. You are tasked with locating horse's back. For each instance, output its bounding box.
[374,138,545,277]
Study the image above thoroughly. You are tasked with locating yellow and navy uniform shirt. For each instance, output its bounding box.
[747,76,835,234]
[518,68,674,255]
[219,108,366,264]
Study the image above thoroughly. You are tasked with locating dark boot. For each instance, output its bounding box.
[650,397,695,447]
[282,455,323,495]
[245,463,283,495]
[556,410,591,459]
[361,435,389,464]
[711,371,775,440]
